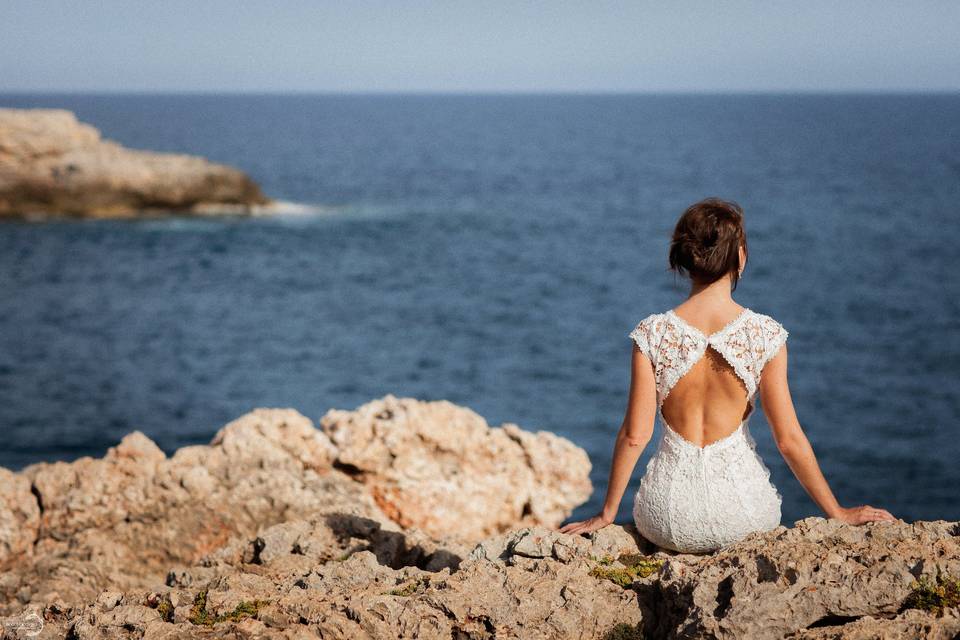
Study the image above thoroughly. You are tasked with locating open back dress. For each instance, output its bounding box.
[628,307,789,553]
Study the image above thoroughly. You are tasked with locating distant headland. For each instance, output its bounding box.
[0,108,270,220]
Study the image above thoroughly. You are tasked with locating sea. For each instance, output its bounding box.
[1,93,958,526]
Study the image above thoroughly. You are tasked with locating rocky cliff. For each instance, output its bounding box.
[0,108,269,219]
[0,395,956,639]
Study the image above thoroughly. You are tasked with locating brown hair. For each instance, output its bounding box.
[668,197,748,291]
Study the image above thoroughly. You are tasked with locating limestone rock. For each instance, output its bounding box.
[1,396,957,638]
[647,517,960,639]
[0,397,593,620]
[45,516,960,639]
[3,408,381,613]
[47,524,647,639]
[320,394,593,539]
[0,108,269,218]
[788,608,960,639]
[0,467,40,570]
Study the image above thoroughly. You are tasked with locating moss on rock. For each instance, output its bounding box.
[903,573,960,616]
[384,575,431,597]
[602,621,645,639]
[188,589,267,626]
[589,554,663,588]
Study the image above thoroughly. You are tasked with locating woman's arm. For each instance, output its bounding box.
[759,343,896,524]
[559,343,657,535]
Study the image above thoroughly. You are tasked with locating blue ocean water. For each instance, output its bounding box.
[1,93,958,526]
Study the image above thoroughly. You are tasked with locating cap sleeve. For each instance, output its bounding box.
[628,314,658,363]
[758,315,789,372]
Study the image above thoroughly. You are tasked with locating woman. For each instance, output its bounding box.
[559,197,895,553]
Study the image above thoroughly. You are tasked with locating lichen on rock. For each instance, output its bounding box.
[902,572,960,616]
[589,553,664,587]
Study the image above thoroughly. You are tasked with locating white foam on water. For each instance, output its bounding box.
[249,200,334,216]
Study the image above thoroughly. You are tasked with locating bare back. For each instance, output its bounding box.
[660,305,753,447]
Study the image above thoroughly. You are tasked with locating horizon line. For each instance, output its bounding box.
[1,88,959,97]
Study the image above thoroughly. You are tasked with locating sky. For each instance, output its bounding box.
[2,1,959,93]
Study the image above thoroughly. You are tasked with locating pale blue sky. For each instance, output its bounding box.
[2,1,958,92]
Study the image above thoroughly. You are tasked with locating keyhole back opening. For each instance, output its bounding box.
[659,343,754,448]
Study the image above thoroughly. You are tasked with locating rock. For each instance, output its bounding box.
[0,108,270,219]
[645,517,960,639]
[37,516,960,639]
[0,396,592,619]
[0,408,384,613]
[320,394,593,540]
[1,396,958,638]
[47,525,647,639]
[105,431,167,463]
[94,590,123,612]
[788,608,960,639]
[208,408,337,474]
[0,467,40,570]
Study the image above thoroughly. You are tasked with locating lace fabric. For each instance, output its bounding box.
[627,307,788,553]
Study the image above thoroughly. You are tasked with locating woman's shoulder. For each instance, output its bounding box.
[628,312,668,355]
[743,309,790,355]
[745,308,788,330]
[631,311,667,333]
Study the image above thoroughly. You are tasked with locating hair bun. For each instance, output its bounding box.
[667,198,747,291]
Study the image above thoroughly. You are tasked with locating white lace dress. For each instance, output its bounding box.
[628,308,789,553]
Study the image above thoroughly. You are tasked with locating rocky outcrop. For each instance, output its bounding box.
[321,395,592,540]
[0,108,270,219]
[0,395,957,639]
[0,468,39,569]
[7,519,960,639]
[0,395,590,618]
[650,518,960,639]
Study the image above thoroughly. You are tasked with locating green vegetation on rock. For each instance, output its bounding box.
[144,593,175,623]
[602,621,645,639]
[589,554,664,588]
[156,597,174,623]
[903,573,960,616]
[384,575,431,597]
[188,589,267,626]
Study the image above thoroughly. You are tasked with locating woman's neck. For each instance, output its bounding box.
[685,274,736,305]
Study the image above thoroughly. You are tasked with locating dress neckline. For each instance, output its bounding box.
[666,307,751,340]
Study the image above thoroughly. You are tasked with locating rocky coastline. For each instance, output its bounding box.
[0,108,269,219]
[0,394,957,639]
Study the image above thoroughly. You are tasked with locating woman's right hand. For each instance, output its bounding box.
[831,505,897,524]
[558,513,614,536]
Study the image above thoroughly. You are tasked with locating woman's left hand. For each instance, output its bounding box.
[559,513,613,536]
